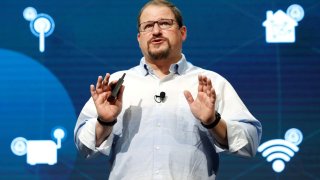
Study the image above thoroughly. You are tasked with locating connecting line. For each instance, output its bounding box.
[56,138,62,149]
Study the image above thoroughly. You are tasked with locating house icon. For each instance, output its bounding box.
[263,10,298,43]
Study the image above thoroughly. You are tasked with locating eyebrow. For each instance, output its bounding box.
[141,18,174,23]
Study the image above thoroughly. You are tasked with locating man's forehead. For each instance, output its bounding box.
[140,5,174,22]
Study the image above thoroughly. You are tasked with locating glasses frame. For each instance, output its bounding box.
[138,19,177,33]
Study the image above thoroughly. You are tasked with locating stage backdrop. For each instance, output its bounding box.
[1,0,319,179]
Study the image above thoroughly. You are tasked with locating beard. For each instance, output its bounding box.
[147,39,171,60]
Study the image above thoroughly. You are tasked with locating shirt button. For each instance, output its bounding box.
[157,123,161,127]
[155,146,160,150]
[155,170,160,174]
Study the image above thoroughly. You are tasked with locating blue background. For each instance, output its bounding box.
[1,0,320,179]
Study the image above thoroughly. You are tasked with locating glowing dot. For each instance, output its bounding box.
[286,4,304,22]
[272,159,285,173]
[53,128,65,139]
[11,137,28,156]
[23,7,37,21]
[285,128,303,146]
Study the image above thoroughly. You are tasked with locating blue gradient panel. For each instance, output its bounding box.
[1,0,320,179]
[0,49,76,179]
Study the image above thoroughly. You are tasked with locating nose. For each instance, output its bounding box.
[152,23,162,35]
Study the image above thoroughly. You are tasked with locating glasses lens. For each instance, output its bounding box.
[139,19,174,32]
[140,22,154,32]
[158,19,173,30]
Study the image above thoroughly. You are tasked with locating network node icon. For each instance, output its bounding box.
[11,127,66,165]
[258,128,303,173]
[23,7,55,53]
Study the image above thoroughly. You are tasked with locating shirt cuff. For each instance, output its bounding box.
[78,118,114,156]
[225,120,249,153]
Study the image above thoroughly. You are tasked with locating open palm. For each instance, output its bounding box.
[184,75,216,124]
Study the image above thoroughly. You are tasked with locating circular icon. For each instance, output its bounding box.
[285,128,303,145]
[272,159,285,173]
[53,128,66,140]
[23,7,37,21]
[51,126,67,141]
[11,137,28,156]
[286,4,304,22]
[30,14,55,37]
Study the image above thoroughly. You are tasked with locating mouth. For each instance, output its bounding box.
[150,38,166,45]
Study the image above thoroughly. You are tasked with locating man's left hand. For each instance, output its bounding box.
[184,75,217,125]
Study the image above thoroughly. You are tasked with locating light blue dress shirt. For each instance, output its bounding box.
[74,54,262,180]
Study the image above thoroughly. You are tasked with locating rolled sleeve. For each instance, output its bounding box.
[77,118,114,157]
[217,120,260,157]
[226,121,249,152]
[212,76,262,157]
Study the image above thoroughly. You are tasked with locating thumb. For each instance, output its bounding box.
[184,90,194,105]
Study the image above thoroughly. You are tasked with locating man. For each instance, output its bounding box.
[74,0,262,179]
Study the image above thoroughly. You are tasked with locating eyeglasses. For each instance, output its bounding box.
[139,19,176,32]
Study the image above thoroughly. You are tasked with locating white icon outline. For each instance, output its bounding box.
[262,4,304,43]
[11,127,66,165]
[258,128,303,173]
[11,137,28,156]
[23,7,55,53]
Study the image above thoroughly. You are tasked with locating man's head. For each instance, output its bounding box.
[137,0,187,62]
[137,0,184,29]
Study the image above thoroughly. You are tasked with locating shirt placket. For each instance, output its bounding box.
[152,78,167,179]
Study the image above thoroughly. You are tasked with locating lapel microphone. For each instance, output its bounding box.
[154,91,166,103]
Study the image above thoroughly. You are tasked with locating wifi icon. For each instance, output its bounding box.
[258,128,303,173]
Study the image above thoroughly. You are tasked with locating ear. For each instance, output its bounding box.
[180,26,187,42]
[137,33,141,43]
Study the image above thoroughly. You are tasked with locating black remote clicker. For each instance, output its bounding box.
[107,73,126,102]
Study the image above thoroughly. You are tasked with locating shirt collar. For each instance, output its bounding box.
[139,54,188,76]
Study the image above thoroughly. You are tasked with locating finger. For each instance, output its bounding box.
[96,76,103,90]
[211,88,216,104]
[90,84,97,100]
[96,91,108,104]
[207,77,212,89]
[102,73,110,85]
[212,88,216,98]
[202,76,208,93]
[198,75,204,92]
[184,90,194,104]
[207,78,213,97]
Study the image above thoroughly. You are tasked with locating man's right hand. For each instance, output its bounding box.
[90,73,125,123]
